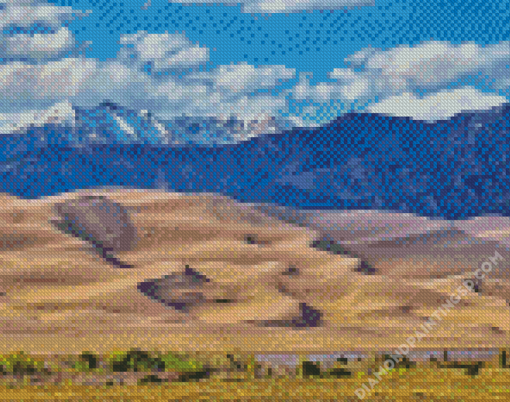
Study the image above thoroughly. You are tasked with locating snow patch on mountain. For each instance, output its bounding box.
[0,99,292,145]
[0,101,76,135]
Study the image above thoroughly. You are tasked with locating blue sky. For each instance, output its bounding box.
[1,0,510,135]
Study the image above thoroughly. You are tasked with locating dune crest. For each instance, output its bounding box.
[0,188,508,355]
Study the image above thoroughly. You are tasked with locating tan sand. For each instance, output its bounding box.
[0,188,508,356]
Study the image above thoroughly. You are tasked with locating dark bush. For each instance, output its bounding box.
[79,351,98,370]
[138,374,165,384]
[302,361,321,378]
[282,266,299,276]
[244,235,258,245]
[12,361,37,377]
[177,369,211,382]
[438,360,484,376]
[500,350,509,368]
[382,354,416,369]
[0,352,42,377]
[214,299,234,303]
[110,349,165,373]
[325,368,352,378]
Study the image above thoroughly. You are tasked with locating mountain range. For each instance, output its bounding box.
[2,101,282,146]
[1,101,509,220]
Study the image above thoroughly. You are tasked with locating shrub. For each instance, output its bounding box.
[438,360,484,376]
[381,354,416,369]
[324,367,351,378]
[500,349,510,368]
[0,352,45,377]
[176,369,210,382]
[100,349,205,374]
[245,354,257,380]
[138,374,164,384]
[158,352,204,372]
[108,349,165,373]
[70,351,100,372]
[302,361,322,378]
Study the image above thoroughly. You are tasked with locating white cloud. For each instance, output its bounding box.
[290,74,337,105]
[1,0,509,139]
[0,58,100,112]
[162,0,375,14]
[3,37,510,136]
[0,0,91,62]
[0,56,164,113]
[117,31,209,73]
[0,100,75,134]
[0,27,76,60]
[365,87,509,122]
[0,0,91,30]
[343,41,495,92]
[165,63,296,126]
[188,62,295,97]
[290,41,510,122]
[195,93,290,121]
[338,41,510,97]
[114,35,297,122]
[84,60,158,108]
[0,47,295,130]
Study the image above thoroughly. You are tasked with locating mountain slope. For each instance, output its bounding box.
[0,103,509,220]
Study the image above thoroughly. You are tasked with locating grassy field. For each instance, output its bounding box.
[0,348,508,401]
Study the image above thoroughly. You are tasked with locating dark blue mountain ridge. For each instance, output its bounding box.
[221,102,510,218]
[0,102,509,221]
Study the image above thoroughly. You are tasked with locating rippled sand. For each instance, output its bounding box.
[0,188,508,356]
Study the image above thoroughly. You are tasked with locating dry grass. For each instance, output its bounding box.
[0,366,508,401]
[0,349,508,401]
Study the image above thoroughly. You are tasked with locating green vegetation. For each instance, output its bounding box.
[0,348,508,400]
[501,349,510,368]
[0,351,48,377]
[311,239,353,256]
[72,348,205,374]
[157,351,204,372]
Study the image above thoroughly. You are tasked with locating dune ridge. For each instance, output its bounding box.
[0,188,508,356]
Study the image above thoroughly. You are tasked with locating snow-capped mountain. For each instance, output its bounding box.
[0,100,286,146]
[159,113,281,144]
[1,101,509,221]
[1,101,77,135]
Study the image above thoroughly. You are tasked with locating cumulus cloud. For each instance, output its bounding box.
[0,36,295,129]
[0,0,91,62]
[339,41,510,94]
[0,58,100,112]
[0,55,174,115]
[117,31,209,73]
[4,37,510,135]
[150,63,296,121]
[161,0,375,14]
[0,0,90,30]
[290,41,510,122]
[365,87,509,122]
[0,27,78,61]
[1,0,510,139]
[96,33,297,123]
[185,62,295,97]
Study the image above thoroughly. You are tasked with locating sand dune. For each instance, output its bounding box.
[0,188,508,356]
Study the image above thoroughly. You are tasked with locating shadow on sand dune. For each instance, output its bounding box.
[0,188,508,356]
